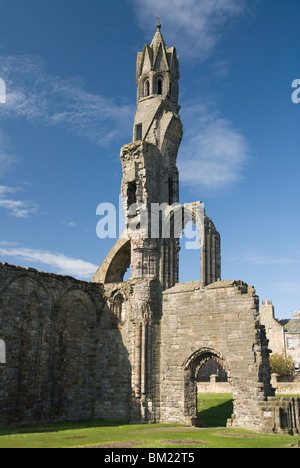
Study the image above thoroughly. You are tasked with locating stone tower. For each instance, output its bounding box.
[93,22,221,290]
[92,23,223,423]
[123,22,183,290]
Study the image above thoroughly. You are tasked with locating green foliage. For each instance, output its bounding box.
[269,353,295,378]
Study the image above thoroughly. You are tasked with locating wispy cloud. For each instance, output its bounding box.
[132,0,252,192]
[226,248,299,266]
[0,55,134,147]
[272,282,300,295]
[0,185,38,218]
[132,0,249,60]
[178,101,249,191]
[0,242,97,280]
[0,129,16,177]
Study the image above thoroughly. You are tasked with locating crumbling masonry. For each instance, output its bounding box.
[0,24,299,434]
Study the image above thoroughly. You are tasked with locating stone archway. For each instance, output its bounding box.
[183,348,231,426]
[162,202,221,287]
[92,234,131,284]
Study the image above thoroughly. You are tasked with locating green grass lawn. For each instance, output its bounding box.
[0,394,298,448]
[198,393,233,427]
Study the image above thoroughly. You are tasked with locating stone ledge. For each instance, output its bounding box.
[163,279,252,295]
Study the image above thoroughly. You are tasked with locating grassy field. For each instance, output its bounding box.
[197,393,233,427]
[0,394,298,449]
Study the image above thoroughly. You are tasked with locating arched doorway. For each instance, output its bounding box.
[197,357,228,382]
[183,348,232,426]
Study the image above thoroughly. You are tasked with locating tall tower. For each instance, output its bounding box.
[92,23,222,423]
[134,22,181,155]
[120,22,183,290]
[93,22,221,289]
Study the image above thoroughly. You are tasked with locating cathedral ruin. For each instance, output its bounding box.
[0,24,299,434]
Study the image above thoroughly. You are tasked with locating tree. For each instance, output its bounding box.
[269,353,294,379]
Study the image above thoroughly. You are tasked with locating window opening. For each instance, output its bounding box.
[145,80,150,96]
[136,124,142,141]
[113,294,125,322]
[157,79,163,95]
[127,181,137,210]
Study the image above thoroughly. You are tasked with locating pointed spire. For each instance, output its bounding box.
[136,21,179,84]
[150,21,167,55]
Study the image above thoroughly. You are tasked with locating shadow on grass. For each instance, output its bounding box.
[0,420,124,436]
[198,399,233,427]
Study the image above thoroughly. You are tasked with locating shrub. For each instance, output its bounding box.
[269,353,294,379]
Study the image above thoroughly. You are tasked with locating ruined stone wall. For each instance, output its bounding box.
[0,263,132,427]
[260,301,285,355]
[103,278,162,424]
[159,280,273,430]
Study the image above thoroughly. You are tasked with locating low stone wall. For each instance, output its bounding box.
[259,397,300,435]
[197,374,232,394]
[197,372,300,396]
[271,374,300,395]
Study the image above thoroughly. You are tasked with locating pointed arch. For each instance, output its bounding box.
[183,347,230,378]
[52,288,98,420]
[183,347,231,424]
[153,73,166,96]
[157,78,163,95]
[93,234,131,284]
[110,290,126,323]
[0,274,51,421]
[145,79,150,96]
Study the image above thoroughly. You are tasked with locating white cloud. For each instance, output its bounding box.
[273,282,300,295]
[132,0,249,60]
[226,248,299,266]
[178,102,249,191]
[0,129,16,177]
[0,185,38,218]
[0,55,134,147]
[132,0,252,192]
[0,198,38,218]
[0,244,98,280]
[0,185,22,196]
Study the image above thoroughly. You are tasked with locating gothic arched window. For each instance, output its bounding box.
[145,80,150,97]
[113,294,125,322]
[157,78,163,95]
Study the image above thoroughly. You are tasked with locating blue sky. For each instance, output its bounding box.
[0,0,300,319]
